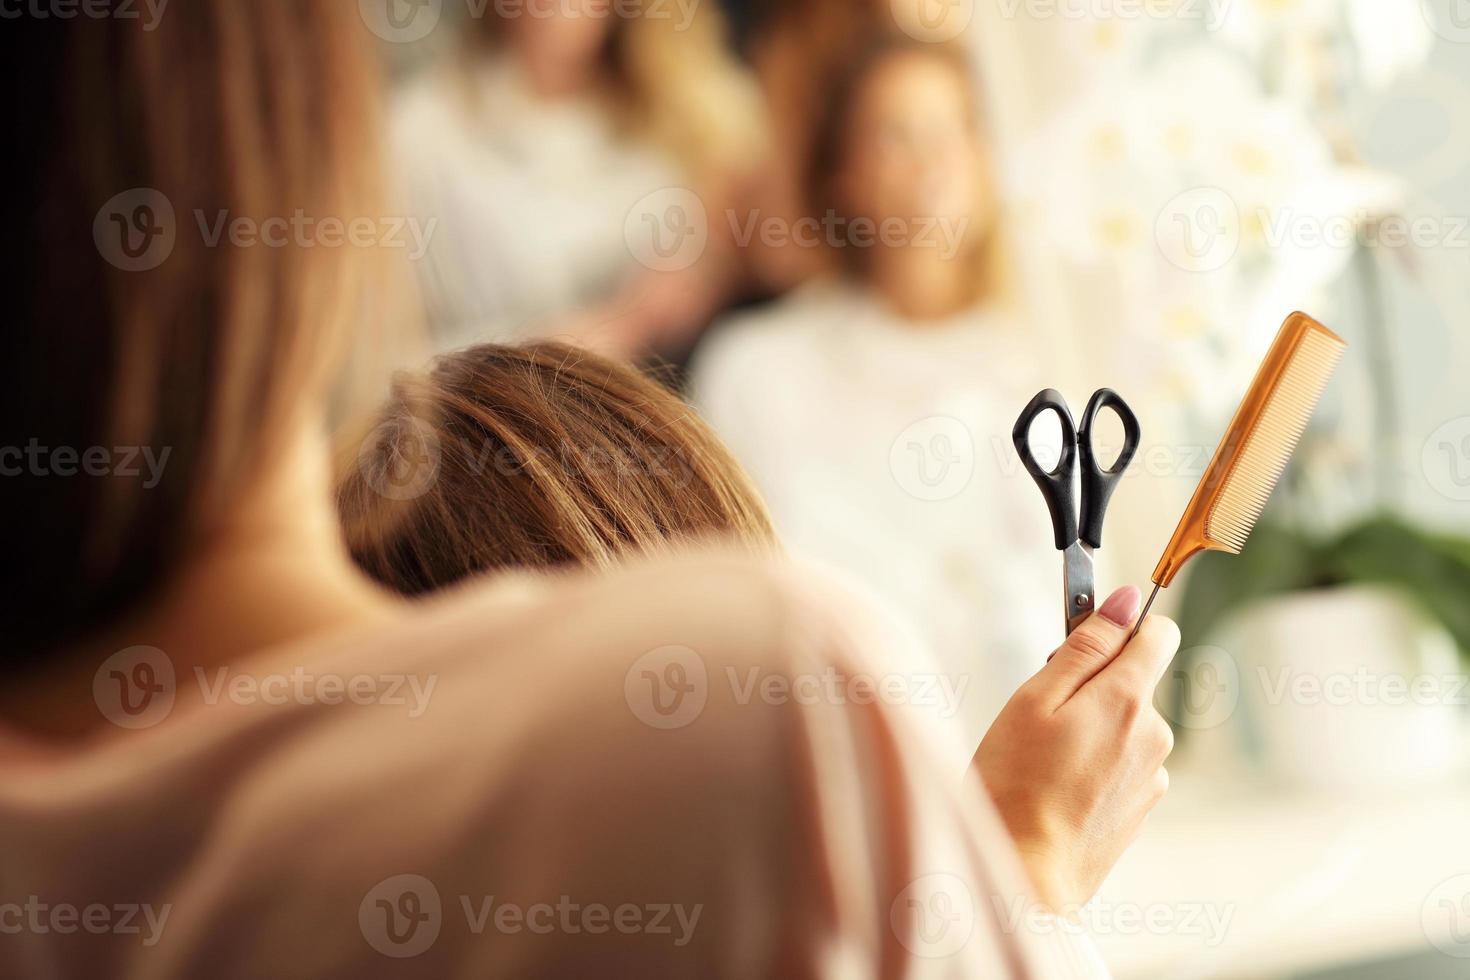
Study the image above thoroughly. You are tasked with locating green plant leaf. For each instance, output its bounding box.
[1176,513,1470,666]
[1326,516,1470,663]
[1175,521,1320,648]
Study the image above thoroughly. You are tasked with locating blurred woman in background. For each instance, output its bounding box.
[393,0,766,358]
[740,0,899,287]
[692,36,1062,742]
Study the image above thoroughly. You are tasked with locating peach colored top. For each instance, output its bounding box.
[0,552,1108,977]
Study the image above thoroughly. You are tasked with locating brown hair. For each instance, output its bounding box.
[0,3,388,658]
[338,342,774,594]
[806,35,1001,291]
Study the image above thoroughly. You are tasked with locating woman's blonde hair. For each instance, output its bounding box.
[339,342,774,594]
[466,1,765,182]
[1,3,389,656]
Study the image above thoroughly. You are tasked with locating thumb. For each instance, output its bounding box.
[1034,585,1142,710]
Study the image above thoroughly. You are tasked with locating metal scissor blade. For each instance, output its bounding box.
[1062,541,1096,635]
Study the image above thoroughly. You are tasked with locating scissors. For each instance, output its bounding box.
[1012,389,1141,636]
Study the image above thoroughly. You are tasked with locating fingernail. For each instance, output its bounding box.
[1098,586,1142,627]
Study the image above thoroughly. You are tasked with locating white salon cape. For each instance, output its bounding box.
[691,280,1066,746]
[391,60,681,349]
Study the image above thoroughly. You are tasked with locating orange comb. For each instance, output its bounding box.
[1132,312,1347,633]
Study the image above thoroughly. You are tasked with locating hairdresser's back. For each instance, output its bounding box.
[0,551,1089,977]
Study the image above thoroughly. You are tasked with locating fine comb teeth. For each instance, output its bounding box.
[1207,322,1346,551]
[1151,312,1347,589]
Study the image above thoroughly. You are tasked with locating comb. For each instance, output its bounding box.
[1130,312,1347,636]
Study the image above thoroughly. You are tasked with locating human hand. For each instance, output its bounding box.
[973,586,1180,910]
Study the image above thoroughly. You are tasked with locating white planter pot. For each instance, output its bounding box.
[1233,585,1463,792]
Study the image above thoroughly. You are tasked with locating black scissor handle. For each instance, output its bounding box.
[1077,388,1141,549]
[1012,389,1078,551]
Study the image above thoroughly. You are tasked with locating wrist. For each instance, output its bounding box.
[1014,845,1075,912]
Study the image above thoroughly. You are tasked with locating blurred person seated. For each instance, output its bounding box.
[339,341,774,591]
[392,0,767,359]
[691,36,1061,742]
[740,0,904,289]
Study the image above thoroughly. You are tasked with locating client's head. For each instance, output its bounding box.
[339,342,774,594]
